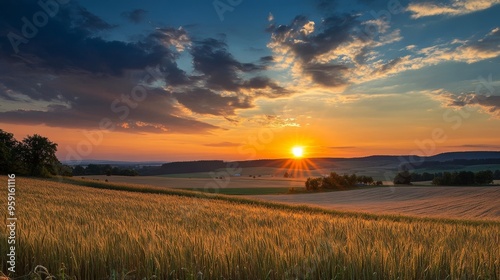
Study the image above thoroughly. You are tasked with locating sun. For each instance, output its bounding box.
[291,146,304,158]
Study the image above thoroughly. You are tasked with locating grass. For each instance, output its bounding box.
[182,187,298,195]
[80,174,306,190]
[1,177,499,279]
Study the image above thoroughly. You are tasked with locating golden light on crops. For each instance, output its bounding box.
[291,146,304,158]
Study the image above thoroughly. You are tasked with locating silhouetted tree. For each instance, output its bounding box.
[305,177,321,190]
[475,170,493,185]
[433,170,493,186]
[393,168,412,185]
[73,165,86,176]
[0,129,21,174]
[305,172,376,191]
[19,134,60,177]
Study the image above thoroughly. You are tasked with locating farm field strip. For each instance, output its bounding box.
[251,186,500,221]
[1,177,499,279]
[80,175,305,189]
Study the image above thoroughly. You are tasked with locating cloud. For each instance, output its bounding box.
[429,90,500,118]
[173,88,253,116]
[0,1,290,134]
[251,115,301,128]
[150,27,191,52]
[267,13,403,88]
[407,0,500,18]
[447,144,500,149]
[189,38,290,98]
[416,27,500,64]
[328,146,356,150]
[121,9,148,24]
[190,38,263,91]
[204,142,241,147]
[0,63,219,134]
[362,27,500,79]
[0,2,185,76]
[267,14,356,88]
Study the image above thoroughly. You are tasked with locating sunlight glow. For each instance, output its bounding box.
[292,146,304,158]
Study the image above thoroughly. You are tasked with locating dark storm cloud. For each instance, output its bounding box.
[121,9,148,24]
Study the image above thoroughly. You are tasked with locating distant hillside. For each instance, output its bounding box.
[428,151,500,161]
[138,151,500,176]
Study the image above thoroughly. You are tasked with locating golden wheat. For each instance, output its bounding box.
[0,177,499,279]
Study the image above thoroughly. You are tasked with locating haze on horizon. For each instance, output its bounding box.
[1,0,499,162]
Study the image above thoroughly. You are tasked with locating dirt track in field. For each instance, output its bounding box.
[250,186,500,220]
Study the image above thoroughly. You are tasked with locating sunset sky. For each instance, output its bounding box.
[1,0,499,162]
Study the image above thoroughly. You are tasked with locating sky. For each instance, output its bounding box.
[0,0,499,162]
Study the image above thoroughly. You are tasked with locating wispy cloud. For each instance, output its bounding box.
[428,89,500,119]
[121,9,148,24]
[204,142,241,147]
[328,146,356,150]
[267,14,402,90]
[407,0,500,18]
[447,144,500,149]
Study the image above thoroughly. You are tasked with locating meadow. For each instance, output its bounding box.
[1,177,499,279]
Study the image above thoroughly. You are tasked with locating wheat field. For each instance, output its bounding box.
[1,177,499,279]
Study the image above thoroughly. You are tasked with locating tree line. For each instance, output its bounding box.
[73,164,138,176]
[409,170,500,182]
[0,129,70,177]
[406,158,500,170]
[305,172,382,191]
[431,170,494,185]
[393,169,497,186]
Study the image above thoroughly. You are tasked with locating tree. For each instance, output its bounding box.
[73,165,86,176]
[393,168,412,185]
[0,129,20,174]
[494,170,500,180]
[475,170,493,185]
[20,134,60,177]
[305,177,321,191]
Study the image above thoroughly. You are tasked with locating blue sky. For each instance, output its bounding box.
[0,0,499,160]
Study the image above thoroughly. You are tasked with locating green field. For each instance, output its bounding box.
[1,177,499,279]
